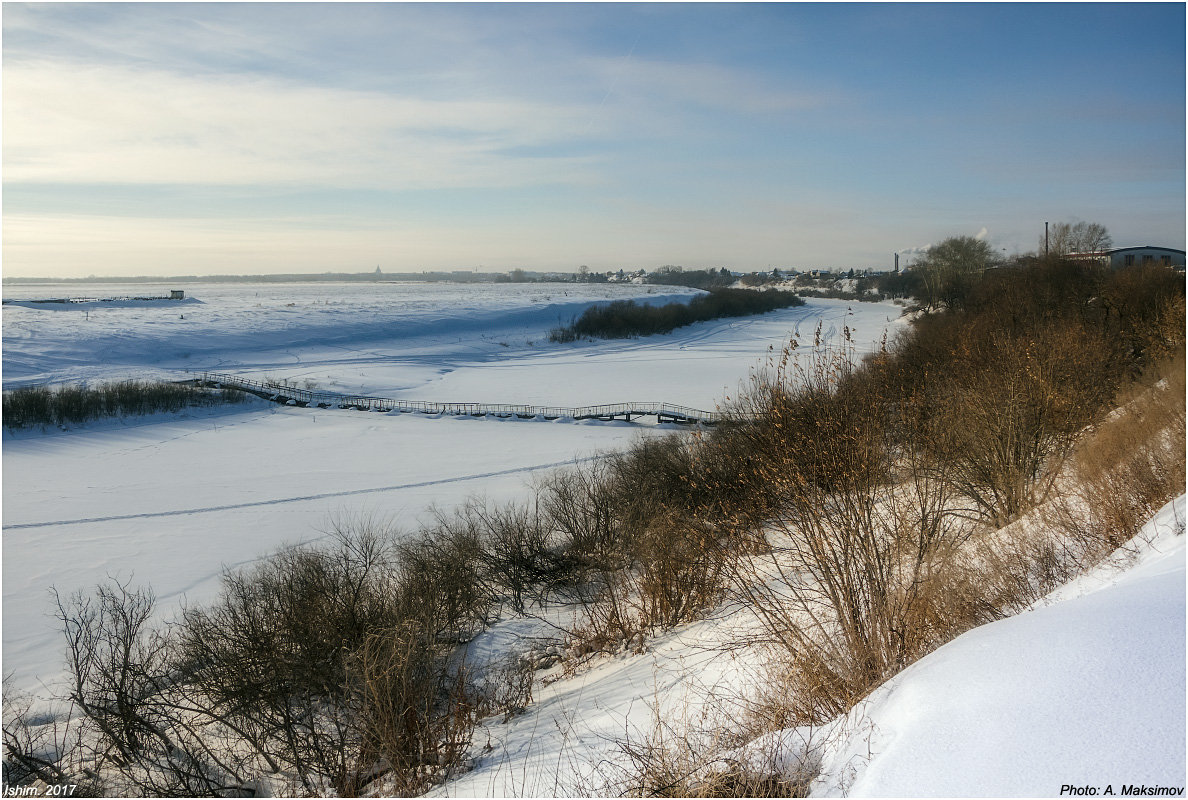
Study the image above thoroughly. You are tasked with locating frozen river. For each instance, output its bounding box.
[2,280,905,699]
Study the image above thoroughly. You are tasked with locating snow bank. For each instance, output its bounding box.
[810,495,1186,797]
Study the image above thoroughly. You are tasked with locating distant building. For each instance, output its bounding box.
[170,289,185,300]
[1066,246,1185,269]
[1107,246,1185,269]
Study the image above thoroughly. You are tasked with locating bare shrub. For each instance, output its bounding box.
[353,625,479,795]
[48,521,487,796]
[537,459,628,582]
[898,314,1117,526]
[721,332,976,722]
[56,581,247,796]
[433,497,571,614]
[2,689,85,791]
[618,441,741,630]
[177,523,451,796]
[554,439,740,655]
[397,517,495,635]
[963,257,1106,326]
[1101,265,1186,369]
[633,509,732,631]
[479,501,558,612]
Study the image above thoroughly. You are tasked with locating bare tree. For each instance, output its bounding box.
[56,581,247,796]
[911,235,999,310]
[1044,220,1113,256]
[2,688,79,790]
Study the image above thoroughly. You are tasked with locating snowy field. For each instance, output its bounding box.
[2,282,903,703]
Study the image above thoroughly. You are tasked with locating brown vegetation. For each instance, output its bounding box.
[581,259,1185,792]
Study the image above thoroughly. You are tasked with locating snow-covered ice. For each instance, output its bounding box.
[1,282,699,389]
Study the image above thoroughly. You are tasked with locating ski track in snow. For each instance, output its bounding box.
[5,457,597,530]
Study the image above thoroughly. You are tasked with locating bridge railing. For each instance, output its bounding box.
[198,372,723,424]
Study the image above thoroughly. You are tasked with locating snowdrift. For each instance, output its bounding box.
[809,494,1186,797]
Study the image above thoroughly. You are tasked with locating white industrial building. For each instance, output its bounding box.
[1067,245,1185,269]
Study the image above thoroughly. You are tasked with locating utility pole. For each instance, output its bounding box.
[1045,222,1049,257]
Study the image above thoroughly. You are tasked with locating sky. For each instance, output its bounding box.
[3,2,1185,278]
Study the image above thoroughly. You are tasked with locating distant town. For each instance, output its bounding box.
[6,242,1183,290]
[2,264,889,286]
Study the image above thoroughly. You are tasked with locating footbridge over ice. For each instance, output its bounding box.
[196,372,723,425]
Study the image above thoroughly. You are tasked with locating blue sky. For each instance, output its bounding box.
[4,2,1184,277]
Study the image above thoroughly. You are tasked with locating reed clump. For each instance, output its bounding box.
[3,380,247,429]
[549,288,804,342]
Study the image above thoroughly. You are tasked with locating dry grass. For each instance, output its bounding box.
[603,686,824,798]
[1042,349,1186,565]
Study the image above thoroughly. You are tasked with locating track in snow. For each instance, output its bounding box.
[4,456,596,530]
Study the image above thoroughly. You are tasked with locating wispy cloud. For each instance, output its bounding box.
[5,50,828,194]
[4,61,608,190]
